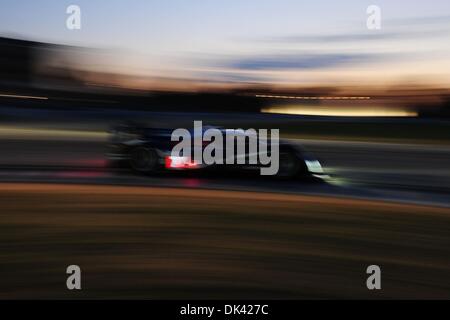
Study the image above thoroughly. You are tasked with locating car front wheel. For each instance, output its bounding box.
[276,150,301,178]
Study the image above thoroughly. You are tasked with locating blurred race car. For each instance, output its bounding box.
[106,123,325,179]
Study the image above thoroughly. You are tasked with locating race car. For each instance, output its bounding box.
[106,122,325,179]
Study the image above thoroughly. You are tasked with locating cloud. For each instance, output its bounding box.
[259,29,448,44]
[250,15,450,45]
[266,32,401,43]
[193,70,271,83]
[386,14,450,27]
[228,53,378,71]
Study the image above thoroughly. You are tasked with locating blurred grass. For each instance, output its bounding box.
[0,183,449,299]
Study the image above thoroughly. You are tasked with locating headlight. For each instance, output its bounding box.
[305,160,324,174]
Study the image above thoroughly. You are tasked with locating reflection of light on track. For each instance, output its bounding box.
[256,94,371,100]
[0,170,42,177]
[55,171,110,179]
[320,168,350,186]
[182,178,202,188]
[0,126,107,140]
[0,93,48,100]
[73,159,108,167]
[0,169,112,179]
[52,96,118,104]
[262,106,417,117]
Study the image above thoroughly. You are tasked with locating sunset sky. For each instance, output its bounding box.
[1,0,450,86]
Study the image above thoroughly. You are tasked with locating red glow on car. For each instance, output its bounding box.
[165,156,198,169]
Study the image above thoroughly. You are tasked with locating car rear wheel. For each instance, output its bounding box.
[130,147,158,173]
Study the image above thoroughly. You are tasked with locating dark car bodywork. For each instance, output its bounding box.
[106,123,325,179]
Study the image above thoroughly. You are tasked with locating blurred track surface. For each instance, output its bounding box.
[0,136,448,206]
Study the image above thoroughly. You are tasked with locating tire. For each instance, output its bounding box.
[129,147,158,173]
[276,149,301,178]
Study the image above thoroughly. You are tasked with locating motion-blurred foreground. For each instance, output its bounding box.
[1,184,449,299]
[1,1,450,299]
